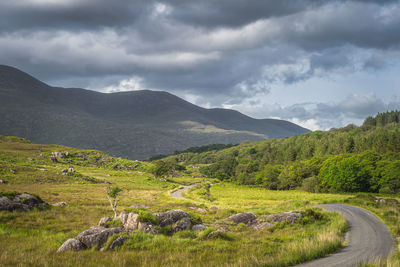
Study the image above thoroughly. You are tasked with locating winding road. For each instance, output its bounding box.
[170,183,200,200]
[298,204,395,267]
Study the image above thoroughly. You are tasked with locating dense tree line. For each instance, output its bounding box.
[169,111,400,193]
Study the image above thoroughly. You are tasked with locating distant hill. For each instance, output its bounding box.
[0,65,309,159]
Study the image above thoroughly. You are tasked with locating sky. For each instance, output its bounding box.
[1,0,400,130]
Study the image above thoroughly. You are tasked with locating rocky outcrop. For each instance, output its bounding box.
[262,211,303,224]
[57,238,86,253]
[226,212,257,225]
[153,209,189,227]
[172,217,192,232]
[118,211,139,230]
[77,226,124,249]
[0,193,48,212]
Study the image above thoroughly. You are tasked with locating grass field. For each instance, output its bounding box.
[0,137,399,266]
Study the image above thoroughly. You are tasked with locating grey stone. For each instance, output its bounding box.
[108,236,127,250]
[98,217,112,227]
[172,217,192,232]
[226,212,257,225]
[263,211,303,224]
[250,221,274,231]
[57,238,86,253]
[77,226,124,249]
[138,221,157,234]
[153,209,189,227]
[192,224,207,231]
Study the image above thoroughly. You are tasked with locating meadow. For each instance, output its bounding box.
[0,137,399,266]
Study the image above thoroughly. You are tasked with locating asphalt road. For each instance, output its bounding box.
[170,183,200,200]
[298,204,395,267]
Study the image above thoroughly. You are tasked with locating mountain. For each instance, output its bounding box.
[0,65,310,159]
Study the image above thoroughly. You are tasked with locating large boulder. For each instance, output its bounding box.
[14,193,41,207]
[263,211,303,224]
[77,226,124,249]
[0,196,29,211]
[57,238,86,253]
[118,211,139,230]
[153,209,189,227]
[172,217,192,232]
[226,212,257,225]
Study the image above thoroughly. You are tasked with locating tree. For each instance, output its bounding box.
[106,186,122,219]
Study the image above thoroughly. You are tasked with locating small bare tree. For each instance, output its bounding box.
[106,186,122,219]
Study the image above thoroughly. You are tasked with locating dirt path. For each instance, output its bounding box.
[298,204,395,267]
[170,183,200,200]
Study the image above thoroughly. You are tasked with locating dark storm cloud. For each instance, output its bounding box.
[1,0,400,129]
[0,0,149,32]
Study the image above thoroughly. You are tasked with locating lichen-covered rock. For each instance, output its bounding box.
[77,226,124,249]
[0,196,29,211]
[15,193,41,207]
[57,238,86,253]
[118,211,129,225]
[226,212,257,225]
[138,221,157,234]
[192,224,207,231]
[108,236,127,250]
[263,211,303,224]
[98,217,112,227]
[153,209,189,227]
[250,221,274,231]
[172,217,191,232]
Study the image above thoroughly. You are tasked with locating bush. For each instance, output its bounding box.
[299,176,320,193]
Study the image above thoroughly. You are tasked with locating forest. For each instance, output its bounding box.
[163,111,400,193]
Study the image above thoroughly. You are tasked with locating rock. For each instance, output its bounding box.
[0,179,7,184]
[207,228,229,239]
[77,226,124,249]
[118,211,129,225]
[172,217,192,232]
[263,211,303,224]
[15,193,41,207]
[52,202,67,207]
[376,199,386,203]
[210,206,218,210]
[0,196,29,211]
[226,212,257,225]
[98,217,112,227]
[250,221,274,231]
[192,224,207,231]
[153,209,189,227]
[50,156,58,163]
[10,170,16,174]
[138,221,157,234]
[57,238,86,253]
[68,167,76,173]
[108,236,127,250]
[124,213,139,230]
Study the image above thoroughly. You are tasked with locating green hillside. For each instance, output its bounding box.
[164,111,400,193]
[0,65,309,160]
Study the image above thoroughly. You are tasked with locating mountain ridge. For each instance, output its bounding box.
[0,65,310,159]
